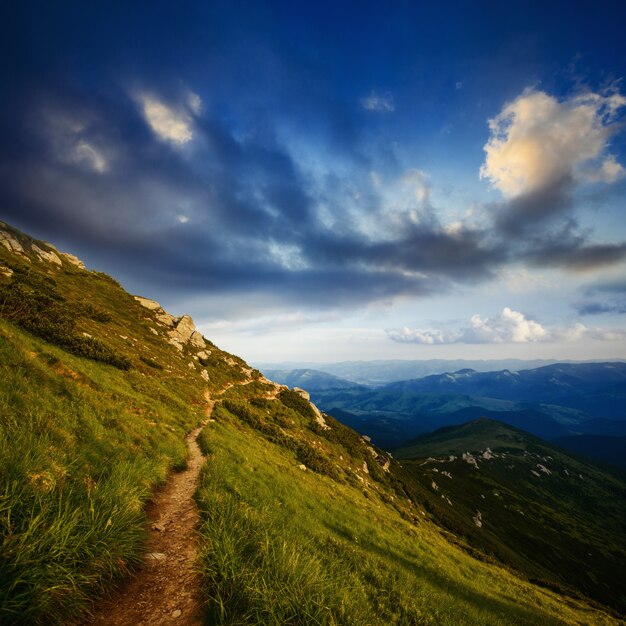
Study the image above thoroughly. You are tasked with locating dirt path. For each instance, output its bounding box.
[84,396,216,626]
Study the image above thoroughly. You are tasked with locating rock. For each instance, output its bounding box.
[462,452,479,468]
[293,387,310,401]
[189,330,205,349]
[298,464,307,471]
[0,265,13,277]
[0,230,27,256]
[134,296,162,310]
[61,251,85,269]
[168,316,205,351]
[473,511,483,528]
[171,609,182,618]
[482,448,493,460]
[362,461,369,474]
[157,311,176,327]
[145,552,167,561]
[362,435,371,442]
[431,481,439,491]
[200,370,209,382]
[152,522,166,532]
[196,350,211,361]
[31,243,62,266]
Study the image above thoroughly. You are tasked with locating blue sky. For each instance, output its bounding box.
[2,0,626,362]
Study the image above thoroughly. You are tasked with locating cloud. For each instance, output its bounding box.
[72,140,108,173]
[360,91,395,112]
[388,308,625,344]
[387,307,549,344]
[575,279,626,315]
[480,88,625,198]
[136,92,197,145]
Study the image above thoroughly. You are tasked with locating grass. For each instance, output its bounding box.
[195,400,619,625]
[0,321,203,624]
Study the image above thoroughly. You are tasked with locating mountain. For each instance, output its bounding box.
[385,364,626,418]
[262,368,361,390]
[395,419,626,613]
[256,359,567,385]
[0,221,621,625]
[310,363,626,449]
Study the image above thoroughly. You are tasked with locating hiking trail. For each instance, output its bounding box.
[84,391,217,626]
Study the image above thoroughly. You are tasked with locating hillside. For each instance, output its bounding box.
[0,221,622,625]
[395,420,626,613]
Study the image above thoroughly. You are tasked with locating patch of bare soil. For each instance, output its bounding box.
[84,400,215,626]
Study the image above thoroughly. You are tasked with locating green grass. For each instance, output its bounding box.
[196,406,619,625]
[0,321,203,624]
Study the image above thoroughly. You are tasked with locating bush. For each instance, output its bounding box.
[0,273,129,370]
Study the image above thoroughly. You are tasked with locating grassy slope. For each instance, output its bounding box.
[0,223,621,625]
[394,420,626,614]
[195,385,619,625]
[0,226,254,624]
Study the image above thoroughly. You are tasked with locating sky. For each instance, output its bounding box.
[2,0,626,363]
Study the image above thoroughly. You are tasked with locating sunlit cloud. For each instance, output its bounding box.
[135,92,200,145]
[480,88,625,197]
[388,307,625,345]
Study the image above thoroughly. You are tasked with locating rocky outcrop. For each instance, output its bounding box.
[293,387,330,430]
[170,315,205,350]
[0,224,86,269]
[31,244,62,266]
[134,296,206,352]
[0,229,28,258]
[134,296,161,311]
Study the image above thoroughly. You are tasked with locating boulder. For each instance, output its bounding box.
[134,296,162,310]
[31,244,62,266]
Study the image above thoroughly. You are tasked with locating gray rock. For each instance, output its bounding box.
[134,296,162,310]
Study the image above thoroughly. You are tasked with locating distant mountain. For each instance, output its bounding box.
[262,368,361,391]
[394,419,626,613]
[553,434,626,471]
[311,362,626,449]
[385,363,626,418]
[256,359,568,385]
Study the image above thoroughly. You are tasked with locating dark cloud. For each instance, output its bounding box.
[574,279,626,316]
[575,300,626,315]
[494,177,574,236]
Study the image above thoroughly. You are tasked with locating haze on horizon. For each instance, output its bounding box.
[2,1,626,363]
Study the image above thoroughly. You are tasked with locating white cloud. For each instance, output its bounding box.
[388,307,626,345]
[177,214,189,224]
[360,91,395,112]
[187,90,203,114]
[72,140,108,173]
[136,93,196,145]
[388,307,549,344]
[480,88,625,197]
